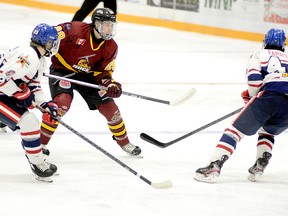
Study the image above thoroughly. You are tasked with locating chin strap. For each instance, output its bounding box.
[44,48,52,57]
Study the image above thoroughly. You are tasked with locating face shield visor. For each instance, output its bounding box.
[44,38,60,57]
[96,20,117,40]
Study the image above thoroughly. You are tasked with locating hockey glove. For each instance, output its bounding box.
[102,79,122,98]
[13,83,35,109]
[241,90,251,104]
[41,101,58,125]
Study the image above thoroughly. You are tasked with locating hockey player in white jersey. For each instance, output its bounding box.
[194,28,288,183]
[0,23,60,182]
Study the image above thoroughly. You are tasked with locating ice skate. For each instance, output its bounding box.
[248,152,272,182]
[122,143,143,158]
[29,160,55,183]
[40,146,59,175]
[0,122,7,133]
[194,155,229,183]
[45,160,59,176]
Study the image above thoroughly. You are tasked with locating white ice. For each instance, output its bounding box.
[0,3,288,216]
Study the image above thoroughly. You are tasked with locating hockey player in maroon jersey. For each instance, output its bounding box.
[194,28,288,183]
[40,8,142,157]
[0,23,59,182]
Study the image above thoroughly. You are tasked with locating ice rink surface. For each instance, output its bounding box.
[1,3,288,216]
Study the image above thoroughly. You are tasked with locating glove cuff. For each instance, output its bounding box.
[13,88,31,100]
[102,79,114,87]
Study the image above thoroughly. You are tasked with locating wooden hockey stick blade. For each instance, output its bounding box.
[151,180,173,189]
[169,88,197,106]
[140,107,243,148]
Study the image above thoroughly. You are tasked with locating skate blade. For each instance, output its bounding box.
[131,153,143,159]
[35,176,53,183]
[53,172,60,176]
[194,173,218,183]
[248,173,261,182]
[125,152,144,158]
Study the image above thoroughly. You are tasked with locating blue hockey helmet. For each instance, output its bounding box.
[31,23,59,57]
[263,28,286,51]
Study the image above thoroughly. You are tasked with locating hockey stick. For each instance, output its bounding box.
[140,107,243,148]
[44,73,196,106]
[36,104,172,189]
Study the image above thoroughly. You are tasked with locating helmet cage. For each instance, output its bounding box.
[96,21,117,40]
[44,38,60,57]
[91,8,117,40]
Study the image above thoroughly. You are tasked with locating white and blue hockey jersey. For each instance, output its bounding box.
[0,45,47,105]
[246,49,288,96]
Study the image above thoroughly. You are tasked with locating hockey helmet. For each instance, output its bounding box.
[31,23,60,57]
[92,8,116,23]
[91,8,117,40]
[263,28,286,51]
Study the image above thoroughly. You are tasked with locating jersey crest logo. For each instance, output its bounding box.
[16,55,30,68]
[72,57,92,73]
[59,80,71,89]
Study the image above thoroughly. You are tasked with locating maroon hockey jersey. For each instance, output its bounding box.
[52,22,118,80]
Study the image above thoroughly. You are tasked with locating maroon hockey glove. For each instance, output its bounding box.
[241,90,251,104]
[13,83,35,109]
[102,79,122,98]
[41,101,58,125]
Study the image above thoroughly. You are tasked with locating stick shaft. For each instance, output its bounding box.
[35,104,168,188]
[58,119,174,188]
[58,119,153,183]
[44,73,172,105]
[140,107,243,148]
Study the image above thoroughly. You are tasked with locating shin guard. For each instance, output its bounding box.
[40,93,72,145]
[98,101,129,146]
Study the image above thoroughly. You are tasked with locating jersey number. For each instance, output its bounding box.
[267,56,286,73]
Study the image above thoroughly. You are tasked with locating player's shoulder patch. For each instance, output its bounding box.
[59,80,71,89]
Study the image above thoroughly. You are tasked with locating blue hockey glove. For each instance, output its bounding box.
[41,100,58,117]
